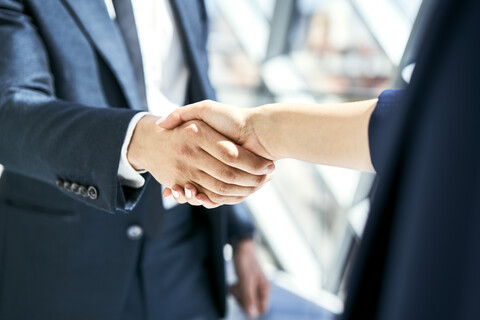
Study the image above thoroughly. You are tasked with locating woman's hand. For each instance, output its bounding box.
[158,100,276,161]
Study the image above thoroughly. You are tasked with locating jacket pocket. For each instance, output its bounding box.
[1,197,77,221]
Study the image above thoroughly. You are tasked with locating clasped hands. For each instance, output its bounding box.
[127,100,275,209]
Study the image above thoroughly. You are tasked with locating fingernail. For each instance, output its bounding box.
[155,116,165,125]
[185,187,192,198]
[172,190,180,198]
[265,164,275,174]
[247,306,259,318]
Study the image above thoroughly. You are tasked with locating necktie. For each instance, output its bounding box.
[112,0,148,109]
[113,0,165,239]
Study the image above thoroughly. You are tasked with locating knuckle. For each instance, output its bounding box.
[217,182,231,195]
[174,164,187,176]
[188,199,200,206]
[189,170,199,181]
[253,160,268,174]
[221,148,239,164]
[202,99,213,108]
[219,168,237,183]
[190,119,204,128]
[184,122,201,137]
[247,186,257,195]
[228,196,245,205]
[209,192,227,204]
[177,145,195,159]
[255,174,266,185]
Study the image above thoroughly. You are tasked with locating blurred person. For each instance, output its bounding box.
[160,0,480,319]
[0,0,271,319]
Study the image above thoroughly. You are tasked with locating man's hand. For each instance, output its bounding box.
[230,239,270,318]
[127,115,274,204]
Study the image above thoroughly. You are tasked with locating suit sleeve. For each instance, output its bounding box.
[226,203,255,247]
[0,0,144,213]
[368,89,406,173]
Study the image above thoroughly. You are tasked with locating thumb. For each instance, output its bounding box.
[258,278,270,314]
[243,280,260,319]
[156,109,184,129]
[157,101,209,129]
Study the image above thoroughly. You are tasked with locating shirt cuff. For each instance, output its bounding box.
[118,112,150,188]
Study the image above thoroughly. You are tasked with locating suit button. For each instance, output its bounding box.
[87,186,98,200]
[56,179,64,188]
[63,181,71,191]
[78,186,88,197]
[71,183,80,194]
[126,225,143,240]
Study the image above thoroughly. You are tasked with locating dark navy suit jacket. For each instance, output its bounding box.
[344,0,480,319]
[0,0,253,319]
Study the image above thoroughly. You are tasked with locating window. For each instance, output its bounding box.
[206,0,423,318]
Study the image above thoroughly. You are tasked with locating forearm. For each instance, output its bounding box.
[251,99,378,172]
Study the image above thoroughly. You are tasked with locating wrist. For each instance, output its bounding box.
[251,105,281,160]
[127,114,161,171]
[233,238,255,255]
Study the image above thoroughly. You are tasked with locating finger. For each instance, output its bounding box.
[184,183,198,199]
[229,283,241,301]
[192,169,262,197]
[243,280,260,319]
[184,184,202,206]
[157,100,214,129]
[176,122,272,187]
[190,171,253,204]
[229,283,239,296]
[195,123,274,175]
[264,171,275,184]
[197,186,247,206]
[196,193,221,209]
[258,279,270,314]
[169,184,203,206]
[199,153,271,188]
[170,185,187,204]
[163,188,173,198]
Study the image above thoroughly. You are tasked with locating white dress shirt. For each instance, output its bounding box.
[105,0,190,205]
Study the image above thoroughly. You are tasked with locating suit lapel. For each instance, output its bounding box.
[61,0,142,109]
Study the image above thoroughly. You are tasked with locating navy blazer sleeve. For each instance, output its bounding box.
[368,89,406,173]
[227,203,255,246]
[0,0,142,213]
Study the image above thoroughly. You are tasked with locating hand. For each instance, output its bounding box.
[127,115,274,204]
[158,100,278,207]
[158,100,276,161]
[230,239,270,318]
[162,182,220,208]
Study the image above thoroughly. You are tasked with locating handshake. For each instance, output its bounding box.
[127,98,378,208]
[127,100,279,208]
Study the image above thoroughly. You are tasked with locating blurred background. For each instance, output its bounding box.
[202,0,423,319]
[0,0,423,318]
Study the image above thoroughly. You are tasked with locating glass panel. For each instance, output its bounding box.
[392,0,423,22]
[207,0,422,317]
